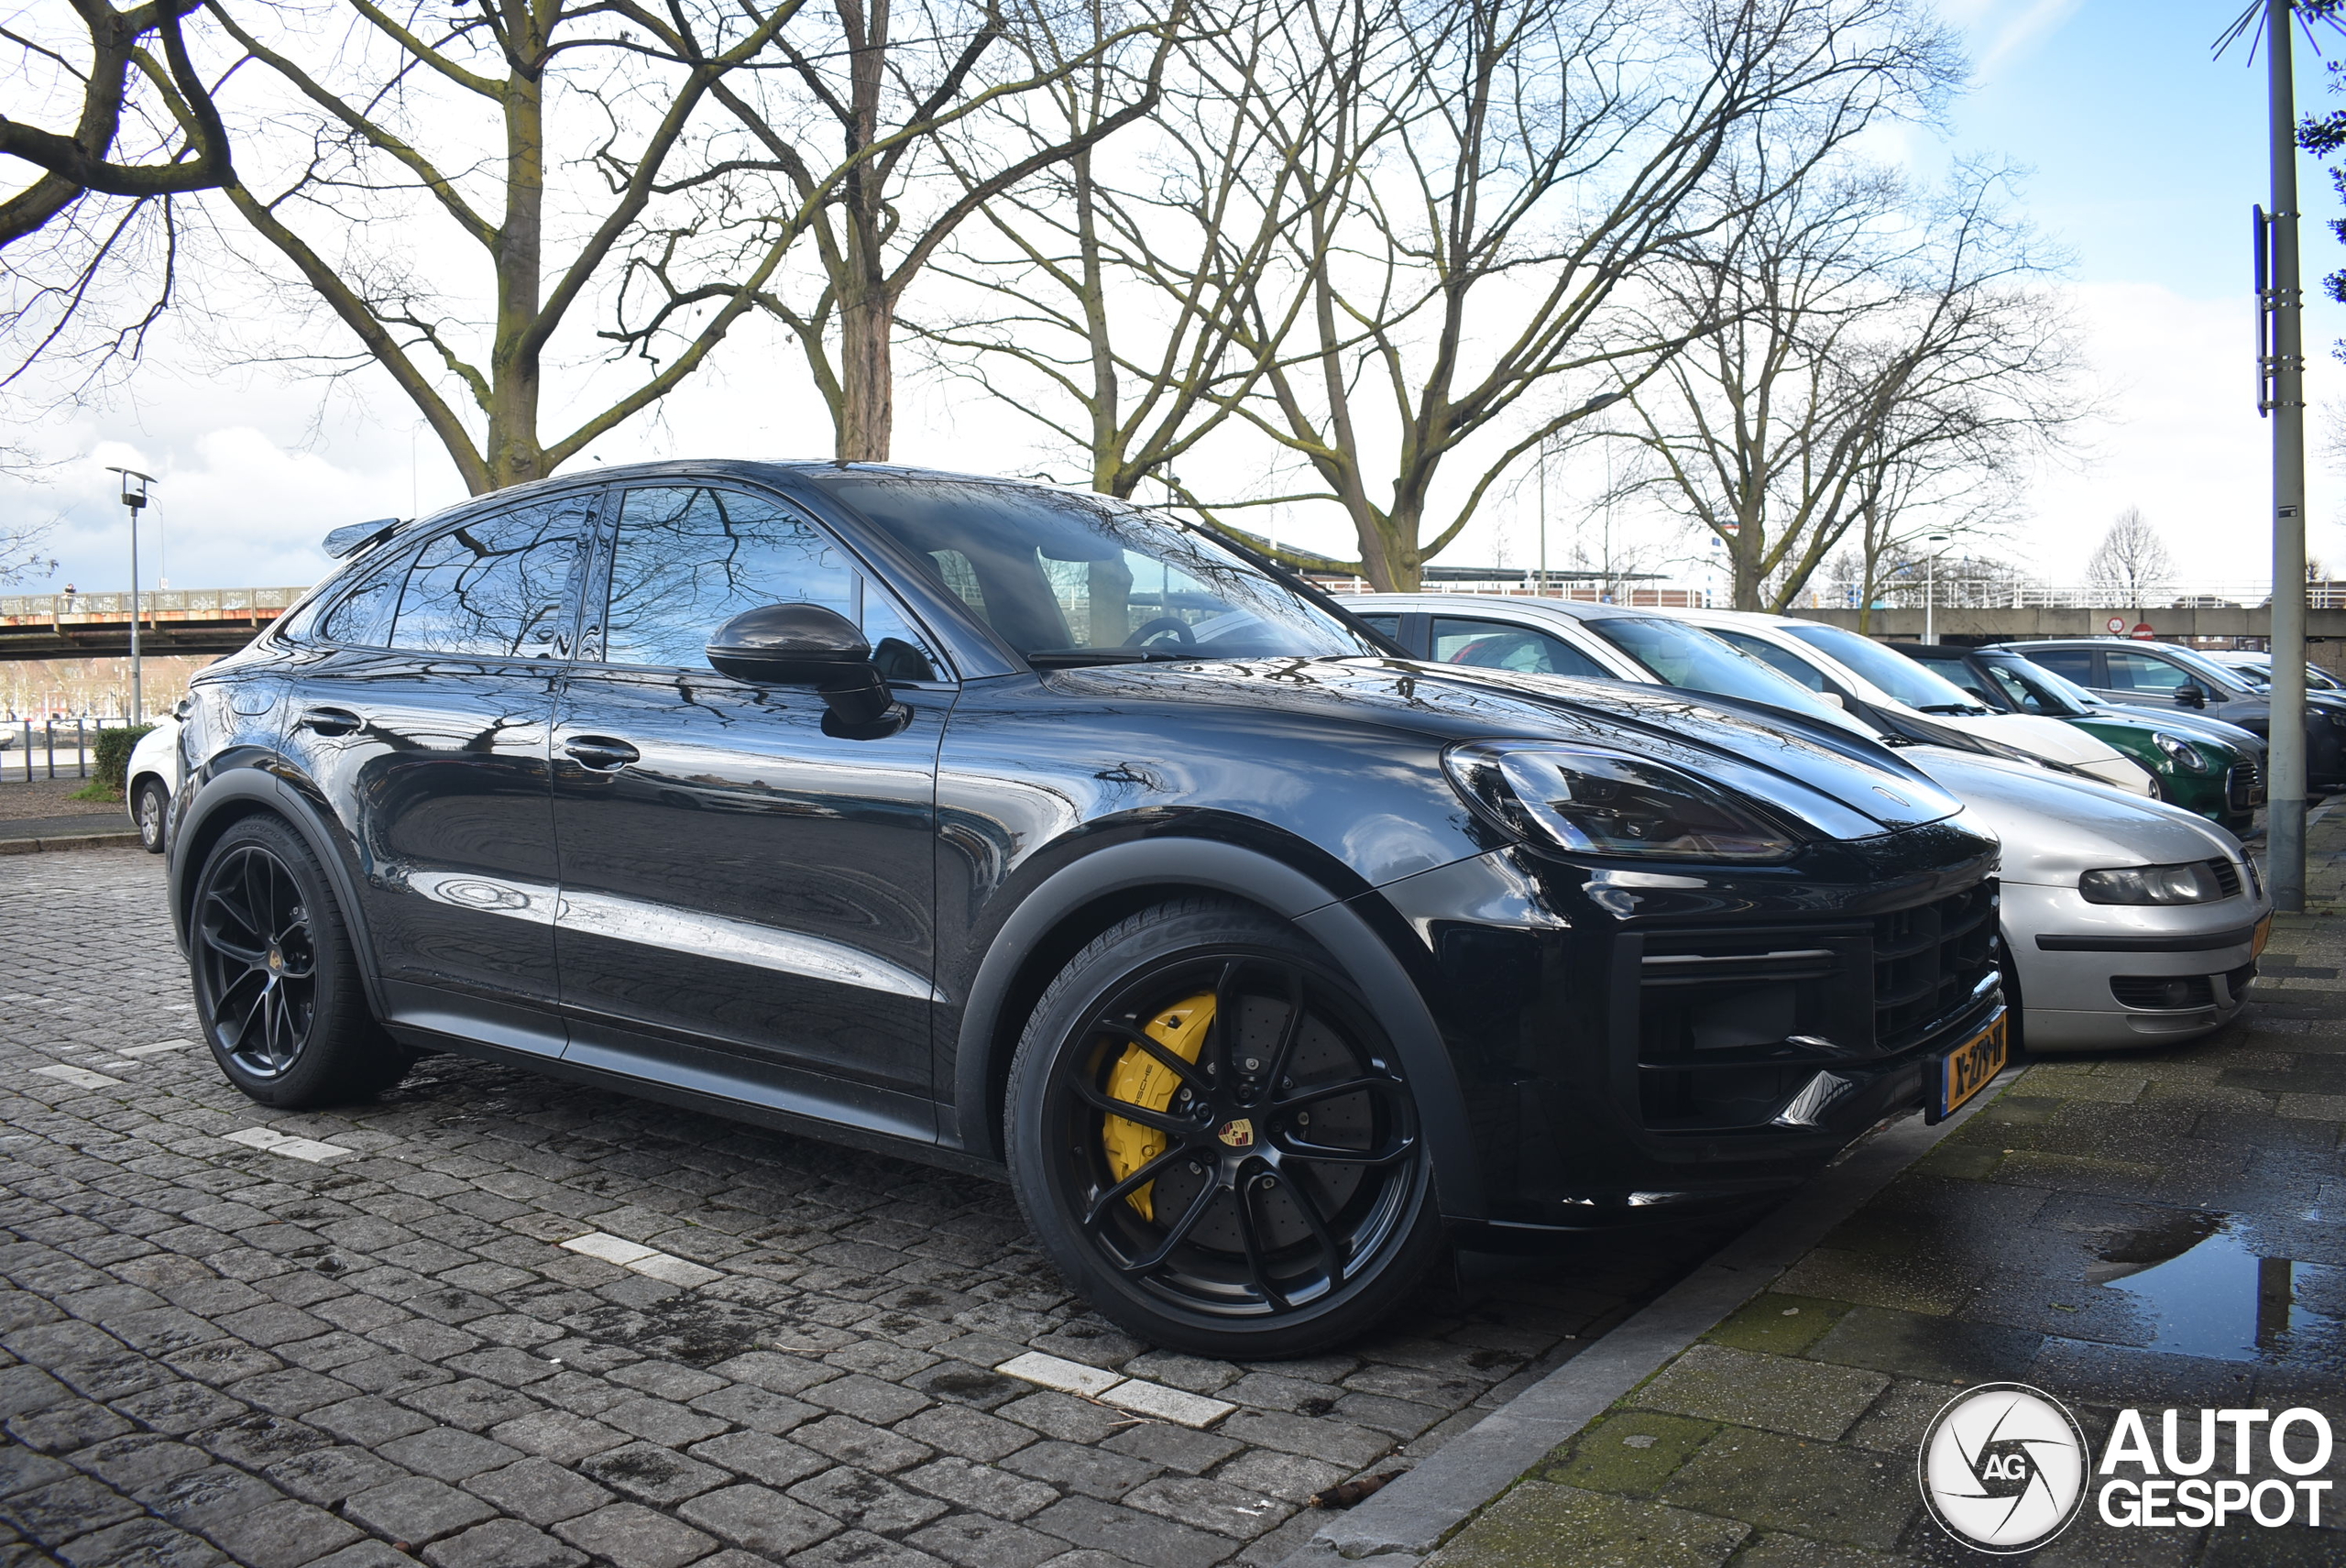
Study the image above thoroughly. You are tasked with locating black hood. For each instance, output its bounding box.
[1049,656,1966,839]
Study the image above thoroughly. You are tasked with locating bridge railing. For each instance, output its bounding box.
[0,587,310,620]
[1780,581,2346,612]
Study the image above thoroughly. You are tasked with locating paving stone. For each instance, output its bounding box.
[1027,1497,1233,1568]
[579,1442,728,1507]
[600,1395,729,1446]
[54,1517,226,1567]
[378,1427,526,1482]
[685,1431,828,1489]
[71,1436,213,1495]
[487,1409,630,1463]
[263,1444,410,1507]
[894,1404,1035,1464]
[676,1482,842,1555]
[343,1475,501,1543]
[687,1382,817,1434]
[1102,1424,1244,1476]
[791,1527,953,1568]
[791,1415,934,1475]
[787,1465,948,1534]
[552,1501,719,1568]
[422,1517,589,1568]
[1629,1344,1889,1442]
[1658,1427,1917,1552]
[461,1458,615,1528]
[908,1512,1067,1568]
[401,1378,543,1432]
[903,1457,1059,1520]
[1421,1482,1749,1568]
[1124,1476,1285,1541]
[1003,1442,1156,1502]
[0,1473,146,1543]
[310,1395,436,1446]
[197,1497,362,1568]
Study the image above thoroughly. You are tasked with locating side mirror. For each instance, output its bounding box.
[707,603,908,736]
[2173,683,2207,709]
[1815,691,1845,709]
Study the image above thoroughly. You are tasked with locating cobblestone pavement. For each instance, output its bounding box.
[1431,810,2346,1567]
[0,849,1722,1568]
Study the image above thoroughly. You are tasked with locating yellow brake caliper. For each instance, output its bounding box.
[1101,992,1216,1222]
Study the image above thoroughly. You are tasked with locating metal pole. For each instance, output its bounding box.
[2268,0,2309,911]
[1925,554,1935,644]
[1537,443,1547,598]
[127,499,143,726]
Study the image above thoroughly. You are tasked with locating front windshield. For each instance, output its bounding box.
[1586,617,1850,724]
[811,476,1380,665]
[1979,656,2091,717]
[1781,623,1987,712]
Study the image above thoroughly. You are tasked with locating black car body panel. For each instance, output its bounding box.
[172,461,2002,1238]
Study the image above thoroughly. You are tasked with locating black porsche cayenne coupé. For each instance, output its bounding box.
[169,462,2004,1356]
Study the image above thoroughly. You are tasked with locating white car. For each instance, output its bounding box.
[1661,608,2155,796]
[1351,594,2270,1051]
[126,715,183,854]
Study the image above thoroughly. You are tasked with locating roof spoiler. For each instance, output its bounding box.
[323,517,405,559]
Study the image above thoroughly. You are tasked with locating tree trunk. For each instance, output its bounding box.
[836,284,894,463]
[483,43,545,491]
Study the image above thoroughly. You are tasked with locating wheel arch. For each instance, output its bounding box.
[948,838,1485,1222]
[171,763,391,1022]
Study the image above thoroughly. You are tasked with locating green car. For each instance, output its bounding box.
[1897,644,2259,833]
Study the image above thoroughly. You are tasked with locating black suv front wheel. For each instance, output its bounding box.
[191,816,414,1106]
[1007,899,1441,1357]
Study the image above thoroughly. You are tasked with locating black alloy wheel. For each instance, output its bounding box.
[1008,900,1440,1356]
[190,816,414,1106]
[136,779,169,853]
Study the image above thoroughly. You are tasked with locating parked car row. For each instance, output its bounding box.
[163,464,2269,1356]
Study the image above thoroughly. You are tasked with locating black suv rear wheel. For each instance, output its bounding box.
[191,816,414,1106]
[1007,899,1441,1357]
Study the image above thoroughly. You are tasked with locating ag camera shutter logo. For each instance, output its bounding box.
[1919,1383,2090,1552]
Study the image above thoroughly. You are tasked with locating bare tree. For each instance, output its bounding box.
[1602,159,2078,610]
[1219,0,1957,590]
[172,0,828,495]
[2085,506,2175,607]
[1,0,230,247]
[907,0,1401,502]
[680,0,1186,462]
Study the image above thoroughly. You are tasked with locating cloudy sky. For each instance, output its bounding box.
[6,0,2344,601]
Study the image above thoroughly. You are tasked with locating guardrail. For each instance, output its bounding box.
[0,587,308,620]
[1780,582,2346,612]
[0,717,152,783]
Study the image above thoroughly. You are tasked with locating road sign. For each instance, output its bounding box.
[2131,622,2155,640]
[2105,616,2126,634]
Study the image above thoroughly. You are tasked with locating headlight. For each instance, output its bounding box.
[1444,741,1798,861]
[2078,861,2226,905]
[2152,732,2209,773]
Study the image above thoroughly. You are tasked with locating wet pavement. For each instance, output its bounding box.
[0,848,1727,1568]
[1429,807,2346,1566]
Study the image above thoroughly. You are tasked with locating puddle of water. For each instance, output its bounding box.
[2095,1220,2339,1361]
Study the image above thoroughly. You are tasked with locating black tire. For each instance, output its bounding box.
[135,779,169,854]
[189,815,413,1107]
[1006,898,1442,1358]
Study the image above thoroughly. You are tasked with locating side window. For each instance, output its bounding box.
[389,498,591,657]
[2025,647,2095,685]
[316,558,408,647]
[1431,617,1607,679]
[1716,630,1827,692]
[601,486,940,680]
[1983,665,2044,714]
[2104,651,2190,694]
[1353,613,1402,639]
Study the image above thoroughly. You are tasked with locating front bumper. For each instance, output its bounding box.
[1365,829,2001,1234]
[2003,881,2270,1051]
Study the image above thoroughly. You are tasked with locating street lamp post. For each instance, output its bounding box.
[105,467,154,724]
[1923,532,1950,643]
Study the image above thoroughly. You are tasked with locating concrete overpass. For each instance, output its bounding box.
[0,587,305,661]
[1795,603,2346,643]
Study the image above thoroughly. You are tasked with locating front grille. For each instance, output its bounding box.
[2226,764,2257,811]
[2209,858,2242,899]
[2111,974,2215,1010]
[1630,883,2000,1133]
[2221,962,2258,1003]
[1872,884,1999,1054]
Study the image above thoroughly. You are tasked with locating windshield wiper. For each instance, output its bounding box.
[1916,703,1991,717]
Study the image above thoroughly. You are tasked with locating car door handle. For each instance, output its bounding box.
[563,736,640,772]
[299,707,363,737]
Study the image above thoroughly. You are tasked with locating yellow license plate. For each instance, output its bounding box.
[2253,915,2273,960]
[1932,1014,2007,1124]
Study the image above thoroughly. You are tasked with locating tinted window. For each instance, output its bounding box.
[600,485,938,680]
[2103,649,2194,694]
[1712,630,1830,692]
[806,475,1378,664]
[1354,613,1403,639]
[1430,617,1607,678]
[390,499,591,657]
[2023,646,2096,685]
[1780,623,1981,711]
[1587,617,1841,720]
[318,558,406,647]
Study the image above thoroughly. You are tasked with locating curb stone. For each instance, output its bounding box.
[0,829,142,854]
[1277,1073,2017,1568]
